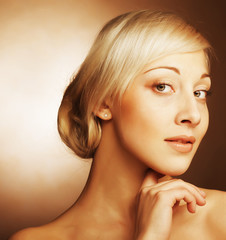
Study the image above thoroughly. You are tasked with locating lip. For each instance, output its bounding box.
[164,135,196,153]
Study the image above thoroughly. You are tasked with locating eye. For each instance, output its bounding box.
[155,83,173,93]
[194,90,209,99]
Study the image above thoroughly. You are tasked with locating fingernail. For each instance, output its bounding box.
[193,204,196,213]
[200,190,206,197]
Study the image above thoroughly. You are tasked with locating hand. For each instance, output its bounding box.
[134,170,206,240]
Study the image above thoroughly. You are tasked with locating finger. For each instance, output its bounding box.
[177,182,206,206]
[198,188,206,198]
[178,180,206,199]
[182,191,197,213]
[164,189,197,213]
[173,200,180,209]
[153,179,206,206]
[186,184,206,200]
[195,187,206,198]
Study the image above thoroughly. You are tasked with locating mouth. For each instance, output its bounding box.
[164,135,196,153]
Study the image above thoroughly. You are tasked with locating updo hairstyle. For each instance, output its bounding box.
[57,10,212,158]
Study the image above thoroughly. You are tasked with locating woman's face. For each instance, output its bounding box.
[110,50,211,176]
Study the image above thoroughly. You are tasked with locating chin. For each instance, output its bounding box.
[168,168,188,177]
[155,164,191,177]
[164,155,194,176]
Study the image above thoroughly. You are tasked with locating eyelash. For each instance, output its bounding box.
[153,82,174,94]
[194,90,212,99]
[153,83,212,99]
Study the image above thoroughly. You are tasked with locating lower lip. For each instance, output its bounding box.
[165,141,193,153]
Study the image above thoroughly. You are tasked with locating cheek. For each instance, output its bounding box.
[201,107,209,136]
[196,105,209,145]
[201,103,209,127]
[114,94,171,144]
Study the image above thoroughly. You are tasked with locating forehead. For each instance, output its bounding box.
[142,51,209,75]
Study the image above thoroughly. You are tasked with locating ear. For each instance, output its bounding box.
[95,102,112,121]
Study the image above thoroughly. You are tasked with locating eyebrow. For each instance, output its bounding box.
[200,73,211,79]
[144,66,180,74]
[144,66,211,79]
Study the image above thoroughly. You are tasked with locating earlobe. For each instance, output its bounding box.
[95,103,112,121]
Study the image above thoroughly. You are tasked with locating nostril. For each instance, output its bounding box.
[176,110,201,127]
[181,119,191,123]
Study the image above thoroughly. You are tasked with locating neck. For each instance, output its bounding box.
[74,121,150,230]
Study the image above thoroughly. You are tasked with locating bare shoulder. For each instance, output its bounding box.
[204,188,226,238]
[8,225,63,240]
[9,227,44,240]
[171,188,226,240]
[205,188,226,216]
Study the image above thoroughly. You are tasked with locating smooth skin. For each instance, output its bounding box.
[10,51,226,240]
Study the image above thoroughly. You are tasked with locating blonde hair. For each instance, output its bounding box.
[58,10,212,158]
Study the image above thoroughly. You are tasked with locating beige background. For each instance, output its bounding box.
[0,0,225,239]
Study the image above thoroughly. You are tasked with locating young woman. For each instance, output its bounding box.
[10,10,226,240]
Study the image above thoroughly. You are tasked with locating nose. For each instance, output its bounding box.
[175,95,201,128]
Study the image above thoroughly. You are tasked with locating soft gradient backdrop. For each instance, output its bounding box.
[0,0,225,239]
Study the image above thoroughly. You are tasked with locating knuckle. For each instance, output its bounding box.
[155,190,166,201]
[176,179,184,184]
[140,187,156,198]
[173,179,185,185]
[148,188,156,197]
[139,187,150,197]
[140,187,148,194]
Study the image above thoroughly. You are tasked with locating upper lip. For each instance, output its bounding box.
[164,135,196,144]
